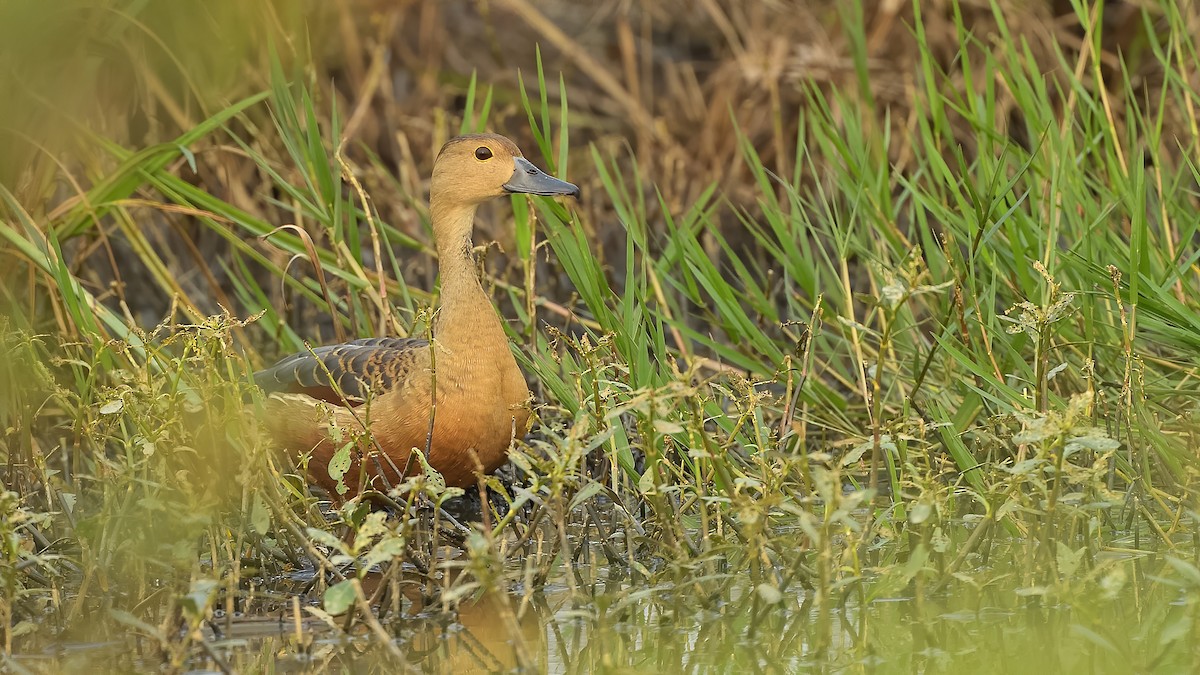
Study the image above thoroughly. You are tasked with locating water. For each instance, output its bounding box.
[11,536,1199,674]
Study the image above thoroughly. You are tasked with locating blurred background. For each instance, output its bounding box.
[0,0,1163,335]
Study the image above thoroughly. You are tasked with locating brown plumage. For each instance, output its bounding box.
[256,133,579,496]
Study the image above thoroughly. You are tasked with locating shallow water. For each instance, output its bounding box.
[11,533,1200,674]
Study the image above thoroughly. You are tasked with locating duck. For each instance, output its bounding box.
[254,133,579,496]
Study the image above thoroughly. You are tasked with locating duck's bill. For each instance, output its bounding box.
[503,157,580,197]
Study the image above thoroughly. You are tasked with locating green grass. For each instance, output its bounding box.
[4,1,1200,672]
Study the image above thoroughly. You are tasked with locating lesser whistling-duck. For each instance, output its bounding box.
[255,133,579,495]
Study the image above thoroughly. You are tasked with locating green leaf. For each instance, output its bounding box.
[99,399,124,415]
[324,579,357,616]
[250,493,270,536]
[328,441,353,495]
[180,579,218,622]
[306,527,349,555]
[363,536,406,569]
[569,481,604,511]
[756,583,783,604]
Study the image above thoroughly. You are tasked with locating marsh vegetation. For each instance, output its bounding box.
[3,1,1200,672]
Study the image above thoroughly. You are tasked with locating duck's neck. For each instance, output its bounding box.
[430,201,508,353]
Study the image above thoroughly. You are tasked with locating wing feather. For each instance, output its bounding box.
[254,337,428,403]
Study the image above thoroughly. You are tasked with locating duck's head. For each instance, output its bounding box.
[431,133,580,207]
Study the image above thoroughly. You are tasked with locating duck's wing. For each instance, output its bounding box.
[254,337,429,404]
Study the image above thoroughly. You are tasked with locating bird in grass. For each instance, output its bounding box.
[254,134,579,496]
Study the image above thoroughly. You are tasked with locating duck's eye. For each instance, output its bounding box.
[474,146,493,161]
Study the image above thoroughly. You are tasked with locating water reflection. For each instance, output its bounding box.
[12,545,1200,673]
[400,588,546,672]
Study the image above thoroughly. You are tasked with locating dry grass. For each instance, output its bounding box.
[6,0,1194,323]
